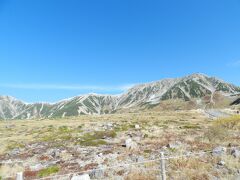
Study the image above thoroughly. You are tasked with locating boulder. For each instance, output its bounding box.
[50,149,61,158]
[71,174,91,180]
[30,163,45,171]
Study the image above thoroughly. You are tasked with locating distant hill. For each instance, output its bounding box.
[1,73,240,119]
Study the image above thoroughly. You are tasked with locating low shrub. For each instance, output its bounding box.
[205,125,228,142]
[204,116,240,142]
[214,115,240,129]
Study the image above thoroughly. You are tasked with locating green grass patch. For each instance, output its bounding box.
[181,124,201,129]
[114,124,132,132]
[144,149,152,154]
[40,126,81,142]
[94,130,117,139]
[76,130,116,146]
[6,141,25,151]
[41,132,73,142]
[37,165,59,178]
[78,139,107,146]
[169,148,177,153]
[58,125,70,132]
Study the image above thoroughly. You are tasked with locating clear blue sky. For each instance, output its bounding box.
[0,0,240,102]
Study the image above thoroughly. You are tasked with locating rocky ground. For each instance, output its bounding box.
[0,110,240,180]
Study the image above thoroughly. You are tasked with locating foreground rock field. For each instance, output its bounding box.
[0,110,240,179]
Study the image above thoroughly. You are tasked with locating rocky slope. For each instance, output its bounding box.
[0,96,27,119]
[1,73,240,119]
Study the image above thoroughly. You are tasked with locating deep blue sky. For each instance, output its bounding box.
[0,0,240,102]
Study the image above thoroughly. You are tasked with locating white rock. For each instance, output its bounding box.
[125,138,138,150]
[30,163,45,171]
[135,124,140,129]
[107,123,113,128]
[125,138,132,147]
[71,174,91,180]
[167,141,182,149]
[217,160,225,166]
[97,153,103,157]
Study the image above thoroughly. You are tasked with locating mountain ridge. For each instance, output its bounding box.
[1,73,240,119]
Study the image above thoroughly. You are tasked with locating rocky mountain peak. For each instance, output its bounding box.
[0,73,239,119]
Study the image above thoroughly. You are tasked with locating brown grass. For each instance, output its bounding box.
[125,170,157,180]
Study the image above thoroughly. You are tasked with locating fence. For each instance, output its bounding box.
[1,145,240,180]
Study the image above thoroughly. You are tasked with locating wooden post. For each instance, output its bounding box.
[16,172,23,180]
[160,152,166,180]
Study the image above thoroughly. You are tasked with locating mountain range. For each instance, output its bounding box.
[1,73,240,120]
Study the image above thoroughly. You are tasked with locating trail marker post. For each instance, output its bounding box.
[160,152,166,180]
[16,172,23,180]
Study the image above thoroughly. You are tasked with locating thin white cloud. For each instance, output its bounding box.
[228,60,240,67]
[0,83,134,91]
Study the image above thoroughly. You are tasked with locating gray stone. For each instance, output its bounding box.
[130,155,144,162]
[9,148,20,156]
[212,146,226,156]
[89,169,104,179]
[136,156,144,162]
[231,148,240,158]
[167,141,182,149]
[50,149,61,158]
